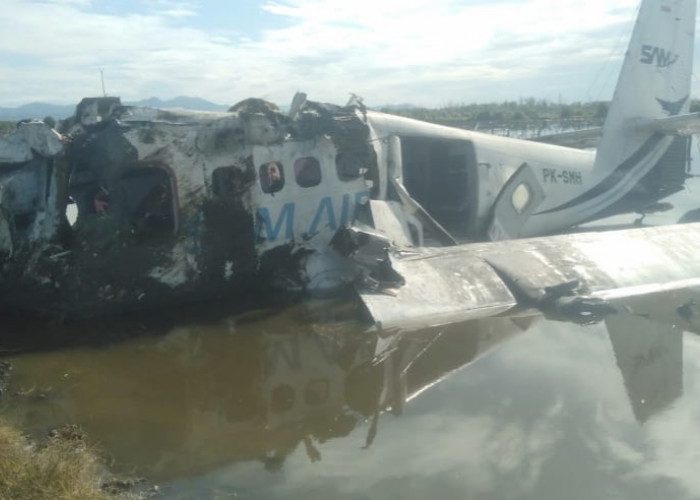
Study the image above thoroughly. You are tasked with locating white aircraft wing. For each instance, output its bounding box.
[357,223,700,330]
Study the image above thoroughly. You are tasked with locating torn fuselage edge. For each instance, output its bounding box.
[0,95,377,318]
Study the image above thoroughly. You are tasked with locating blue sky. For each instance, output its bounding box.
[0,0,685,108]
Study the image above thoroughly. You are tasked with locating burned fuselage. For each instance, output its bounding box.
[2,90,688,320]
[0,96,377,318]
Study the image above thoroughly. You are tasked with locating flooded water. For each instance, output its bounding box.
[3,177,700,498]
[3,288,700,499]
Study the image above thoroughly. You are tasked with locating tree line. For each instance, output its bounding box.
[381,98,700,131]
[3,98,700,135]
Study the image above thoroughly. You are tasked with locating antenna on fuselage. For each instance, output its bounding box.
[100,69,107,97]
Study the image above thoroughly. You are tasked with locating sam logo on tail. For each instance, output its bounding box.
[640,45,679,68]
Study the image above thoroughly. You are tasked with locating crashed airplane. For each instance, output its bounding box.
[0,0,698,320]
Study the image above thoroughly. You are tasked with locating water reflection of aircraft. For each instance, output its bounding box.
[606,315,683,423]
[6,294,694,481]
[603,287,700,423]
[0,0,698,319]
[4,304,535,480]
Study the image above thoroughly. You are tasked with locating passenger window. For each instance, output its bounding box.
[270,384,295,413]
[213,167,236,196]
[294,157,321,188]
[213,166,247,196]
[260,161,285,194]
[304,379,329,406]
[336,152,363,181]
[118,167,176,241]
[90,187,110,214]
[511,183,531,214]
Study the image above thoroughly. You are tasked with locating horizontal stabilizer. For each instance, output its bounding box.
[530,127,602,149]
[634,112,700,135]
[526,111,700,149]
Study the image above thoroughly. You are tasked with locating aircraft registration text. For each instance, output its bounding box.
[542,168,583,185]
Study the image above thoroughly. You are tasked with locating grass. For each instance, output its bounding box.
[0,419,113,500]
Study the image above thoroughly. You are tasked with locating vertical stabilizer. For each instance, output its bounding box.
[488,0,697,239]
[594,0,696,178]
[606,315,683,423]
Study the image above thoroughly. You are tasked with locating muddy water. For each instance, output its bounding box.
[2,287,700,499]
[3,175,700,498]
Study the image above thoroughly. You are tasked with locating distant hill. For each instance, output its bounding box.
[0,102,76,121]
[126,96,228,112]
[0,96,229,121]
[378,103,418,112]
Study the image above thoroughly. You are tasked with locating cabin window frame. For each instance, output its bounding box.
[213,166,245,197]
[510,182,532,214]
[270,384,295,414]
[293,156,322,188]
[304,379,330,406]
[335,152,364,182]
[259,161,285,194]
[116,164,179,238]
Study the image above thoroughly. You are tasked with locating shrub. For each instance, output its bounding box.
[0,419,112,500]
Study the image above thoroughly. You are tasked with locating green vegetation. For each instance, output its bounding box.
[381,98,700,130]
[380,98,608,129]
[0,419,113,500]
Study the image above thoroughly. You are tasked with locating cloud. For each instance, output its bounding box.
[131,0,198,19]
[0,0,648,107]
[629,335,700,497]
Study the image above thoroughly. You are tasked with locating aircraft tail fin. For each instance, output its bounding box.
[606,315,682,424]
[594,0,696,175]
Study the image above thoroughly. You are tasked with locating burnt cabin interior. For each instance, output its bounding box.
[65,120,174,243]
[69,162,176,244]
[64,133,475,252]
[0,158,50,237]
[0,95,491,318]
[60,98,375,255]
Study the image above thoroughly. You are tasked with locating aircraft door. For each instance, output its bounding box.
[488,163,545,241]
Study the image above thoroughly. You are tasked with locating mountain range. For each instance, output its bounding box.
[0,96,419,122]
[0,96,229,121]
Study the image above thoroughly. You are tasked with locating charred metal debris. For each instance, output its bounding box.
[0,94,376,318]
[0,93,625,326]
